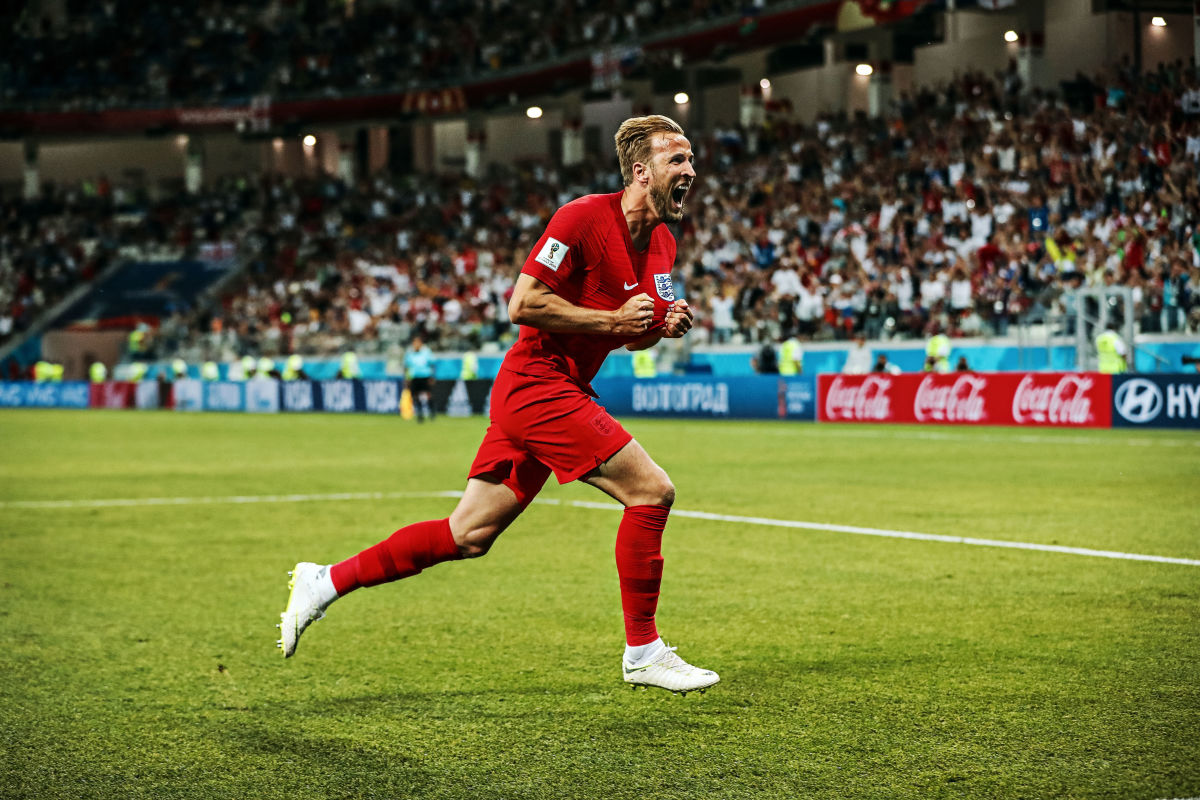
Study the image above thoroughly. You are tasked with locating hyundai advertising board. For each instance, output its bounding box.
[1111,374,1200,429]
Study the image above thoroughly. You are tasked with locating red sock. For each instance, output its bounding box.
[615,504,670,646]
[329,518,462,596]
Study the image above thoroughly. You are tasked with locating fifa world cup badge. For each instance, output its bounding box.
[535,237,569,271]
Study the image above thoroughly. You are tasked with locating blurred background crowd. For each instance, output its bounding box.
[2,0,779,110]
[5,64,1197,363]
[1,0,1198,373]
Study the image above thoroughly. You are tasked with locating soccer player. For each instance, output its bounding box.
[278,115,718,695]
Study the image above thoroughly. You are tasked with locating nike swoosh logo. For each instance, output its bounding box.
[624,281,638,290]
[623,663,652,674]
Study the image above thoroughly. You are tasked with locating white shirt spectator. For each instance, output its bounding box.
[943,198,968,224]
[795,285,824,322]
[348,308,371,335]
[770,266,803,298]
[969,211,993,245]
[878,201,899,233]
[843,342,873,374]
[993,201,1016,225]
[921,274,947,306]
[950,277,973,311]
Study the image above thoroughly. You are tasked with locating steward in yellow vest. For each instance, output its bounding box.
[632,349,657,378]
[1095,327,1127,374]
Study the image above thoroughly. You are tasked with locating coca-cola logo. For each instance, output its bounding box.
[913,374,988,422]
[824,375,893,421]
[1012,374,1094,425]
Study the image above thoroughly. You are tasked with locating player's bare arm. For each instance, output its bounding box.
[509,273,655,337]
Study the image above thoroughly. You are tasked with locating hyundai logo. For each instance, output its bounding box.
[1114,379,1163,423]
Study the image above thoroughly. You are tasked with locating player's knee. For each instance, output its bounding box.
[454,525,499,558]
[651,473,675,508]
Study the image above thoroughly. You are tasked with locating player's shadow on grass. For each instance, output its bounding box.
[219,721,433,795]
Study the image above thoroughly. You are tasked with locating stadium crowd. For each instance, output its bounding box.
[2,0,776,111]
[4,61,1200,364]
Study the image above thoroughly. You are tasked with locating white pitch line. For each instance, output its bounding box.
[0,490,463,510]
[3,490,1198,567]
[532,498,1200,567]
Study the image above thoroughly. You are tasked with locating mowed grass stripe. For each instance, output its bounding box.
[5,489,1198,567]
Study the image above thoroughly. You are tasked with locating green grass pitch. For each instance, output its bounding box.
[1,409,1197,800]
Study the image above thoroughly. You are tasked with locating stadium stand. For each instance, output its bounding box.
[1,0,786,110]
[1,2,1197,376]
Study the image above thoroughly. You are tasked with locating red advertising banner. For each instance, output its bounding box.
[818,372,1112,428]
[89,381,135,409]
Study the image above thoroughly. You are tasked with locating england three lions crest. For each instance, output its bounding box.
[654,273,675,302]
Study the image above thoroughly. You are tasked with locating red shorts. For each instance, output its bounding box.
[468,368,632,507]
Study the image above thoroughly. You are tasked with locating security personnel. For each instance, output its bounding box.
[33,360,56,382]
[339,351,361,380]
[127,324,148,357]
[779,336,803,375]
[171,358,188,380]
[1095,324,1128,374]
[232,355,256,381]
[282,354,306,381]
[201,360,220,381]
[89,361,108,383]
[257,356,276,379]
[459,351,479,381]
[632,348,657,378]
[128,362,148,382]
[925,331,951,373]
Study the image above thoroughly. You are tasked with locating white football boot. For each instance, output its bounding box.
[622,642,720,695]
[277,562,335,658]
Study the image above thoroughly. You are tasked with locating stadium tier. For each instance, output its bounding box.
[0,0,1196,381]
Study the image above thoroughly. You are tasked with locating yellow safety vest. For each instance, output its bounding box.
[1096,331,1126,374]
[89,362,108,383]
[282,355,304,381]
[779,340,801,375]
[926,334,951,372]
[632,350,657,378]
[340,352,360,379]
[460,353,478,380]
[201,361,220,381]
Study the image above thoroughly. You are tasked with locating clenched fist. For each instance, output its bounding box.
[612,293,655,336]
[661,300,693,338]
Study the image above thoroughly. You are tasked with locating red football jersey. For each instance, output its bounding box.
[504,191,678,391]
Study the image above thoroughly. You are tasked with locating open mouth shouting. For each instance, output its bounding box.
[671,181,691,213]
[654,179,691,222]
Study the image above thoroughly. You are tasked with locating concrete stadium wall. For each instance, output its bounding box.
[0,134,272,190]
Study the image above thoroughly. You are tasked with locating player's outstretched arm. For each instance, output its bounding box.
[510,274,654,336]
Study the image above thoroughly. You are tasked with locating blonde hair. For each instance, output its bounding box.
[614,115,685,187]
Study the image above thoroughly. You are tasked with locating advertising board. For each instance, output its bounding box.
[817,372,1112,428]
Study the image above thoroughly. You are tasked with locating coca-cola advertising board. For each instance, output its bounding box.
[818,372,1112,428]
